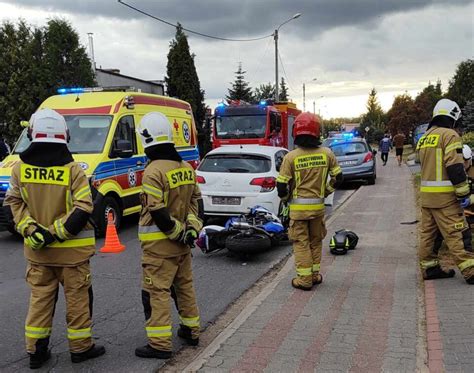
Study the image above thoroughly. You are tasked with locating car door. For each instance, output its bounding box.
[110,115,143,210]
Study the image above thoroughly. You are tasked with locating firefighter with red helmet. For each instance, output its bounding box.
[276,112,343,290]
[418,99,474,284]
[4,109,105,369]
[134,112,203,359]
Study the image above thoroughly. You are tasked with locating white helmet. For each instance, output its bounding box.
[462,144,472,160]
[137,112,173,148]
[432,98,462,122]
[28,108,69,144]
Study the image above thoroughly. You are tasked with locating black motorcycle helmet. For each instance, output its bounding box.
[329,230,359,255]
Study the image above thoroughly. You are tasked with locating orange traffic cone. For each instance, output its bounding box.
[99,212,125,253]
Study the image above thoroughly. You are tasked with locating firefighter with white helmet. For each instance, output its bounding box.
[276,112,343,290]
[135,112,203,359]
[417,99,474,284]
[4,108,105,369]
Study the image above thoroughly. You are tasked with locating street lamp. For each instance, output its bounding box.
[303,78,317,112]
[274,13,301,101]
[314,95,324,114]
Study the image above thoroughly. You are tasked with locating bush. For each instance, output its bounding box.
[462,132,474,148]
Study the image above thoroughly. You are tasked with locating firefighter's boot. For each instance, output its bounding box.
[177,325,199,346]
[29,338,51,370]
[291,276,312,291]
[312,273,323,285]
[424,266,455,280]
[70,344,105,363]
[135,345,172,359]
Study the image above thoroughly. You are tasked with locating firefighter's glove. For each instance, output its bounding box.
[460,197,471,209]
[26,226,55,250]
[182,228,198,247]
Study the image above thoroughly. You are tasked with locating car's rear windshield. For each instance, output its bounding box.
[198,154,271,173]
[330,142,368,156]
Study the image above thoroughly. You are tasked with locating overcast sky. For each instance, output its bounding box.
[1,0,473,118]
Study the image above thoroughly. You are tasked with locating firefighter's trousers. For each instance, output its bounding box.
[419,204,474,279]
[289,217,327,287]
[25,262,93,354]
[141,253,200,351]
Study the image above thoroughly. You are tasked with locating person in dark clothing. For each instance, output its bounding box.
[0,137,9,161]
[379,134,392,166]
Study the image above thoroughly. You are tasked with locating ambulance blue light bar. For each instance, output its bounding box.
[57,87,104,95]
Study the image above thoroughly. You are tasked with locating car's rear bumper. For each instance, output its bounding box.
[341,163,375,180]
[202,191,279,216]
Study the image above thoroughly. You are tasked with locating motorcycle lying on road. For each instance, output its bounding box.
[196,206,287,257]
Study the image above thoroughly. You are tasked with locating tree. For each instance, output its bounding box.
[361,88,385,130]
[414,80,443,125]
[0,19,95,143]
[461,100,474,131]
[43,19,95,91]
[279,77,289,101]
[226,62,254,103]
[446,59,474,108]
[165,24,208,154]
[386,93,417,137]
[254,83,274,102]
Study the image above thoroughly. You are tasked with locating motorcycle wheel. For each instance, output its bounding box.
[226,233,272,254]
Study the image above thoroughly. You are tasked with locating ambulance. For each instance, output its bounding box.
[0,88,200,236]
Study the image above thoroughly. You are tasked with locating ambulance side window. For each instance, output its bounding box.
[112,115,137,156]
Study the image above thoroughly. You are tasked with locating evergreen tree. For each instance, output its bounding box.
[226,62,254,103]
[447,59,474,108]
[165,24,207,154]
[254,83,275,102]
[361,88,385,130]
[279,77,289,101]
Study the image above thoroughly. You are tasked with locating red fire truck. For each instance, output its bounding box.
[211,99,302,149]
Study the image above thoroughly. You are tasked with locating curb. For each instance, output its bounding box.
[183,186,365,372]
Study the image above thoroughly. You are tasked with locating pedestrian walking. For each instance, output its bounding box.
[135,112,203,359]
[379,134,392,166]
[0,136,9,160]
[417,99,474,284]
[276,112,343,290]
[392,130,406,166]
[4,109,105,369]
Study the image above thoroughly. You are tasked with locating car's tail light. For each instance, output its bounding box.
[250,177,276,192]
[363,152,373,163]
[188,160,200,169]
[196,175,206,184]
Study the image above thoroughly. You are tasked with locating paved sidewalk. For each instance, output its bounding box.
[187,157,472,372]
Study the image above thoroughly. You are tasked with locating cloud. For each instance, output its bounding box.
[0,0,472,118]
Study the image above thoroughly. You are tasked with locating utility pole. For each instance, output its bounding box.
[303,83,306,111]
[274,29,279,101]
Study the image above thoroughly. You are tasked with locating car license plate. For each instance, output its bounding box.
[340,160,358,166]
[212,196,241,205]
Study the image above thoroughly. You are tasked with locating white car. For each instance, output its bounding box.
[196,145,288,218]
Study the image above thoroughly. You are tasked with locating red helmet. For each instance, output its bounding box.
[293,112,321,138]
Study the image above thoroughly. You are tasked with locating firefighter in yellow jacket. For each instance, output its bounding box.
[276,112,343,290]
[4,109,105,369]
[134,112,203,359]
[418,99,474,284]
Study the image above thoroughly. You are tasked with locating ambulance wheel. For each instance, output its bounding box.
[96,196,122,237]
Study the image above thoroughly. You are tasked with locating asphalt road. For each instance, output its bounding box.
[0,187,357,373]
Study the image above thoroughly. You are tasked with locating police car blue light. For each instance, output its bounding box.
[0,182,9,192]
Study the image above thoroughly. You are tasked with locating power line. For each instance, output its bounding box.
[278,51,296,94]
[117,0,273,42]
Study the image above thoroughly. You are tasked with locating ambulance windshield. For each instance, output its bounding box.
[14,115,112,154]
[216,115,267,139]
